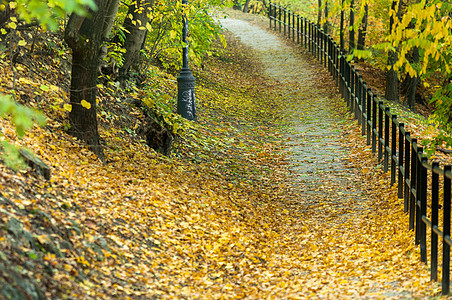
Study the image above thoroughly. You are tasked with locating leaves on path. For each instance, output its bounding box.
[0,10,441,299]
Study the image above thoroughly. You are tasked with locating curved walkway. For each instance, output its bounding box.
[219,12,436,299]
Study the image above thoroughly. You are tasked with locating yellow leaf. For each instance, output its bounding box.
[8,22,16,29]
[18,39,27,46]
[81,100,91,109]
[63,104,72,112]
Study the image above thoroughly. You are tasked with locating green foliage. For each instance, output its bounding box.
[110,0,230,73]
[1,0,97,30]
[139,70,189,136]
[0,95,46,170]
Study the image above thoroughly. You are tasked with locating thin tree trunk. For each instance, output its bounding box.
[405,47,419,109]
[119,0,155,80]
[357,4,368,51]
[243,0,251,13]
[349,0,355,52]
[340,0,345,51]
[0,0,13,28]
[318,0,322,26]
[323,0,329,33]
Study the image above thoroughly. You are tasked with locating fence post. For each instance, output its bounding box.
[284,8,286,36]
[391,115,397,185]
[350,66,355,114]
[384,107,390,172]
[409,139,418,231]
[274,4,277,29]
[419,155,427,263]
[346,61,352,109]
[361,81,366,136]
[279,6,281,33]
[292,13,295,42]
[398,122,405,199]
[378,100,384,161]
[338,52,343,96]
[304,18,307,47]
[323,32,327,68]
[442,165,451,295]
[316,27,320,61]
[431,162,439,281]
[371,94,377,153]
[327,35,331,75]
[288,11,291,39]
[297,15,300,44]
[404,132,411,213]
[269,2,272,29]
[303,17,306,47]
[366,89,371,145]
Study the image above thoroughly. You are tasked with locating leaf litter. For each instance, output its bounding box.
[0,9,442,300]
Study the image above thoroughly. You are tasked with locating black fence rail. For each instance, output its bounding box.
[268,1,451,295]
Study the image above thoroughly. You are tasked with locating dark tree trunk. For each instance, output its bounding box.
[119,0,155,80]
[323,1,329,33]
[405,47,420,109]
[64,0,120,161]
[0,1,13,28]
[69,55,104,158]
[340,0,345,52]
[243,0,251,13]
[317,0,322,26]
[385,0,401,101]
[357,4,368,51]
[349,0,355,52]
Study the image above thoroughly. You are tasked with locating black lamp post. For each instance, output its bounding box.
[177,0,196,120]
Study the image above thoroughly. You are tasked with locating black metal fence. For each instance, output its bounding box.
[268,1,451,295]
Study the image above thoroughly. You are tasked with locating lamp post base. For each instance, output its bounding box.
[177,68,196,120]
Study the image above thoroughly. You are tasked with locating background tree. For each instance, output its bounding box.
[64,0,121,160]
[318,0,322,25]
[385,0,401,102]
[243,0,251,13]
[323,0,329,33]
[340,0,345,51]
[356,2,368,52]
[118,0,155,82]
[348,0,355,52]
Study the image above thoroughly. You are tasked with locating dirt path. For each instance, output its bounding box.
[218,11,437,298]
[220,15,369,226]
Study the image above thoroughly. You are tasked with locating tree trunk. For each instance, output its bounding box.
[349,0,355,52]
[385,0,401,101]
[323,0,329,33]
[340,0,345,51]
[405,47,419,109]
[64,0,120,161]
[317,0,322,26]
[357,4,368,51]
[69,54,104,159]
[243,0,251,13]
[0,1,13,28]
[119,0,155,80]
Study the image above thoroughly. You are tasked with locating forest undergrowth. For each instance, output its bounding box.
[0,12,443,299]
